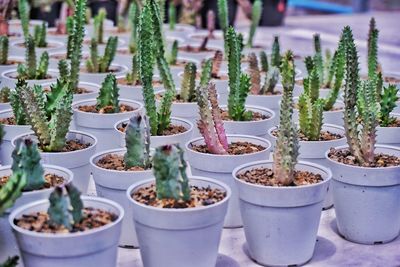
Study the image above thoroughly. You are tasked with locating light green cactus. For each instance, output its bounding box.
[0,36,9,65]
[96,74,120,113]
[33,22,47,48]
[18,0,30,40]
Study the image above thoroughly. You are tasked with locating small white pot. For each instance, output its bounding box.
[11,131,97,193]
[115,117,194,149]
[178,43,223,66]
[1,68,58,89]
[0,56,24,74]
[0,109,32,165]
[78,64,128,84]
[10,39,65,55]
[41,81,101,103]
[127,176,230,267]
[233,160,332,266]
[185,135,271,227]
[220,105,275,139]
[325,145,400,244]
[72,98,143,152]
[377,113,400,146]
[90,148,153,247]
[9,196,123,267]
[85,19,114,36]
[116,76,164,102]
[0,164,73,213]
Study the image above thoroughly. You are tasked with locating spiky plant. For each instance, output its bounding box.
[180,62,197,102]
[0,87,10,103]
[10,79,28,125]
[124,114,151,170]
[271,36,281,67]
[196,82,229,154]
[247,0,262,48]
[93,8,106,44]
[85,36,118,73]
[125,55,139,85]
[33,22,47,48]
[207,10,215,38]
[128,1,140,54]
[18,0,29,40]
[247,52,280,95]
[17,35,49,80]
[367,17,379,80]
[96,74,120,113]
[65,17,74,59]
[0,167,26,215]
[168,1,176,30]
[379,84,398,127]
[0,35,8,65]
[226,27,252,121]
[167,40,178,65]
[273,51,299,186]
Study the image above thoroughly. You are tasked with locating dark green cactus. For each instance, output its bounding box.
[167,40,178,65]
[33,22,47,48]
[271,36,281,68]
[313,34,324,86]
[125,55,139,85]
[58,59,70,83]
[200,59,212,86]
[96,74,120,113]
[86,36,118,73]
[247,0,262,48]
[379,84,398,127]
[273,51,299,186]
[211,50,223,78]
[180,62,197,102]
[169,1,176,30]
[304,56,314,75]
[18,0,30,40]
[0,256,19,267]
[0,36,8,65]
[93,8,106,44]
[153,144,190,201]
[367,17,379,80]
[0,87,10,103]
[128,2,140,54]
[124,114,151,169]
[260,51,268,72]
[17,35,49,80]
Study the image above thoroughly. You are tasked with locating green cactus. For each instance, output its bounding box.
[379,84,398,127]
[10,80,28,125]
[180,62,197,102]
[96,74,120,113]
[211,50,223,78]
[128,1,140,54]
[260,51,268,72]
[0,36,8,65]
[367,17,379,80]
[273,51,299,186]
[313,34,324,85]
[18,0,30,40]
[0,256,19,267]
[124,114,151,169]
[247,52,279,95]
[153,144,190,201]
[169,1,176,30]
[125,55,139,85]
[0,87,10,103]
[58,60,70,83]
[304,55,314,75]
[167,40,178,65]
[33,22,47,48]
[17,35,49,80]
[247,0,262,48]
[271,36,281,68]
[0,171,26,215]
[217,0,229,57]
[93,8,106,44]
[200,59,213,86]
[86,36,118,73]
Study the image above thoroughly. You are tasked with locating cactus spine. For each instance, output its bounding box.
[247,0,262,48]
[180,62,197,102]
[0,36,8,65]
[124,115,151,169]
[96,74,120,113]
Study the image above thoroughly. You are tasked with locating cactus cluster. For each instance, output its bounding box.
[48,184,83,230]
[247,0,262,48]
[0,86,10,103]
[226,27,252,121]
[196,82,229,154]
[248,52,279,95]
[96,74,120,113]
[17,35,49,80]
[0,35,8,65]
[86,36,118,73]
[124,114,151,170]
[33,22,47,47]
[93,8,106,44]
[18,0,30,40]
[273,51,299,186]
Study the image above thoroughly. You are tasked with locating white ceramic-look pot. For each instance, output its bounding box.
[0,109,32,165]
[12,131,97,193]
[0,56,24,74]
[41,81,101,102]
[10,39,65,55]
[233,160,331,266]
[127,176,230,267]
[185,135,271,227]
[72,98,143,152]
[325,145,400,244]
[1,68,58,88]
[9,196,123,267]
[90,148,153,247]
[115,117,194,149]
[116,77,164,102]
[0,164,73,212]
[78,64,128,84]
[377,113,400,146]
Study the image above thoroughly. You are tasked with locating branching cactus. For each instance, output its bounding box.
[124,114,151,170]
[96,74,120,113]
[0,87,10,103]
[17,35,49,80]
[271,36,281,67]
[168,1,176,30]
[33,22,47,48]
[167,40,178,65]
[18,0,30,40]
[0,35,8,65]
[153,144,190,201]
[379,84,398,127]
[273,51,299,186]
[125,55,139,85]
[207,10,215,38]
[211,50,223,78]
[247,0,262,48]
[86,36,118,73]
[10,79,28,125]
[48,184,83,230]
[93,8,106,44]
[180,62,197,102]
[367,17,379,80]
[196,82,229,154]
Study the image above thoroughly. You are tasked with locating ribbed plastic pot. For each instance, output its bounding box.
[90,148,153,248]
[10,39,65,55]
[376,113,400,146]
[9,196,123,267]
[72,98,143,152]
[126,176,230,267]
[78,64,128,84]
[325,145,400,244]
[11,131,97,193]
[233,160,332,266]
[185,135,271,228]
[0,56,24,74]
[1,68,58,89]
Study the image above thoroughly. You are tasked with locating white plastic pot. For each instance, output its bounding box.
[116,76,164,102]
[127,176,230,267]
[115,117,194,149]
[72,98,143,152]
[185,135,271,227]
[0,102,11,112]
[233,160,332,266]
[11,131,97,193]
[325,145,400,244]
[1,68,58,89]
[90,148,153,247]
[79,64,128,84]
[376,113,400,146]
[10,39,65,55]
[9,196,123,267]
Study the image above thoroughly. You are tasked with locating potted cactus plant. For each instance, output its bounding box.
[325,26,400,245]
[0,86,11,111]
[0,36,24,74]
[9,184,123,267]
[9,0,46,37]
[185,82,271,227]
[233,51,332,266]
[72,73,142,152]
[90,114,153,248]
[127,144,230,267]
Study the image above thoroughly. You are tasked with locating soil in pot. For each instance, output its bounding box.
[191,141,266,155]
[56,140,91,152]
[328,148,400,167]
[78,104,135,114]
[0,173,64,191]
[271,129,343,142]
[96,153,149,171]
[14,207,117,233]
[220,109,269,121]
[118,123,187,136]
[117,77,162,87]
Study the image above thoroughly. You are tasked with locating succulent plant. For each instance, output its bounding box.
[168,1,176,30]
[128,2,140,54]
[125,55,139,85]
[379,84,399,127]
[247,52,280,95]
[367,17,379,80]
[271,36,281,68]
[65,17,74,58]
[211,50,223,78]
[10,79,28,125]
[86,36,118,73]
[93,8,106,44]
[217,0,229,56]
[153,144,190,201]
[33,22,47,48]
[0,256,19,267]
[124,114,151,170]
[180,62,197,102]
[207,10,216,38]
[0,86,10,103]
[273,51,299,186]
[96,74,120,113]
[48,184,83,230]
[18,0,30,40]
[260,50,268,72]
[200,58,213,86]
[246,0,262,48]
[17,35,49,80]
[196,82,229,154]
[0,35,8,65]
[167,40,178,65]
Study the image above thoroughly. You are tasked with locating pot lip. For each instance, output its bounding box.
[1,68,59,80]
[9,196,124,238]
[90,148,153,174]
[377,113,400,129]
[114,116,194,137]
[1,55,24,64]
[79,63,129,76]
[232,159,332,190]
[10,39,64,48]
[11,130,98,155]
[219,104,276,122]
[156,88,210,106]
[0,164,73,196]
[185,134,272,158]
[268,123,346,144]
[293,97,345,113]
[126,176,231,212]
[325,144,400,170]
[187,30,226,39]
[41,81,101,92]
[178,43,223,53]
[72,98,143,115]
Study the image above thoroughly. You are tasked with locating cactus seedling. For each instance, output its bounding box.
[85,36,118,73]
[217,0,229,56]
[96,74,120,113]
[247,0,262,48]
[180,62,197,102]
[17,35,49,80]
[33,22,47,48]
[124,114,151,170]
[211,50,223,78]
[93,8,106,44]
[125,55,139,85]
[0,35,8,65]
[207,10,216,38]
[259,51,268,72]
[247,52,279,95]
[128,2,139,54]
[167,40,178,65]
[367,17,379,80]
[0,87,10,103]
[273,51,299,186]
[169,1,176,30]
[200,58,213,86]
[18,0,30,40]
[0,256,20,267]
[379,84,398,127]
[271,36,281,68]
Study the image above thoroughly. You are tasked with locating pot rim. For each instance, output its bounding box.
[219,104,276,122]
[293,97,345,113]
[377,112,400,129]
[10,39,64,48]
[78,63,128,76]
[72,98,143,115]
[1,68,59,80]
